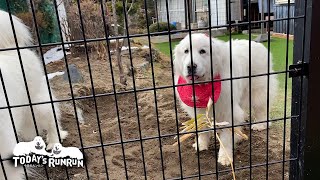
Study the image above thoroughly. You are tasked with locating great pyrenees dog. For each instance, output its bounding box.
[0,10,67,179]
[174,33,278,166]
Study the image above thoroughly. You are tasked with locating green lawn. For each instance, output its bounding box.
[154,34,293,118]
[154,34,293,74]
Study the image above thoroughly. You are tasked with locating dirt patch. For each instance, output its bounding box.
[272,32,294,40]
[33,46,290,179]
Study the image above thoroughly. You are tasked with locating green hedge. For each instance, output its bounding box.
[149,22,176,33]
[0,0,60,44]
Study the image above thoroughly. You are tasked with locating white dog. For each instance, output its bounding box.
[13,136,48,156]
[174,33,278,166]
[0,10,67,180]
[50,143,83,160]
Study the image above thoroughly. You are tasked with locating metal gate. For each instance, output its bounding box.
[290,0,320,179]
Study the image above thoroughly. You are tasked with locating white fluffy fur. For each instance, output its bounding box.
[0,10,67,180]
[174,33,278,166]
[0,10,32,49]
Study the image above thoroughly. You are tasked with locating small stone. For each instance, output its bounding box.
[63,64,83,83]
[138,61,150,71]
[254,34,269,42]
[144,48,159,62]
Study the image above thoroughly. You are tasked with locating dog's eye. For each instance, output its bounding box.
[184,49,189,54]
[199,49,206,54]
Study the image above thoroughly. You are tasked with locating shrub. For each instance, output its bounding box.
[149,22,176,33]
[66,0,108,58]
[66,0,106,40]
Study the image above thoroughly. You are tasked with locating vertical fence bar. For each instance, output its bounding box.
[282,0,291,178]
[27,0,65,155]
[215,0,219,26]
[3,0,40,137]
[0,154,7,180]
[266,0,271,178]
[207,0,220,178]
[184,0,188,29]
[290,0,308,178]
[0,68,29,179]
[227,0,236,172]
[74,0,110,178]
[154,0,160,32]
[290,0,320,179]
[27,0,70,178]
[248,0,252,180]
[51,0,90,178]
[142,0,164,178]
[3,1,49,178]
[163,0,184,178]
[121,0,152,179]
[247,0,253,178]
[185,0,202,178]
[301,0,320,177]
[98,0,129,179]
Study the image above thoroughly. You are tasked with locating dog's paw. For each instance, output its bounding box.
[46,130,68,151]
[218,150,232,166]
[59,130,68,141]
[46,143,55,151]
[192,141,209,151]
[251,122,271,131]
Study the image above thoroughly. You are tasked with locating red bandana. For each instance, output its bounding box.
[177,75,221,108]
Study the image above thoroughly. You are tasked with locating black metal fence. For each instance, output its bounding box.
[0,0,319,179]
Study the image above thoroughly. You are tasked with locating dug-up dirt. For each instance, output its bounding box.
[33,45,290,180]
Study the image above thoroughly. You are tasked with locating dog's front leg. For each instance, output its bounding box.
[192,132,210,151]
[218,104,245,166]
[217,129,234,166]
[189,108,211,151]
[34,102,68,150]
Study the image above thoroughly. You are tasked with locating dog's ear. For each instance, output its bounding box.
[204,34,215,46]
[173,35,189,59]
[173,42,180,60]
[173,35,192,75]
[173,40,184,75]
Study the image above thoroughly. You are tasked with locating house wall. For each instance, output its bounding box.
[157,0,187,28]
[273,2,295,34]
[157,0,228,29]
[230,0,242,21]
[209,0,227,26]
[195,0,228,26]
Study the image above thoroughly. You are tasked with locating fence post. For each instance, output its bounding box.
[290,0,320,179]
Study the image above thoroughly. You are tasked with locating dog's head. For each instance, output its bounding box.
[33,136,45,150]
[174,33,222,82]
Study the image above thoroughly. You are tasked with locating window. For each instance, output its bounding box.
[275,0,295,4]
[196,0,209,12]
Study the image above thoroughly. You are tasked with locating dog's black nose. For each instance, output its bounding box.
[187,64,197,75]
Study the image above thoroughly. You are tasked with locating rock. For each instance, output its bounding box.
[138,61,150,71]
[254,34,269,42]
[144,48,160,62]
[127,66,136,77]
[63,64,83,83]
